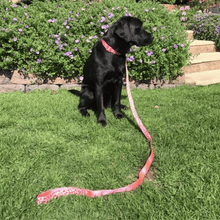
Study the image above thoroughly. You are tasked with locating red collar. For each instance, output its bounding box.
[102,39,121,55]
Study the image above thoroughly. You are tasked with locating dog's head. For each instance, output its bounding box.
[114,16,153,47]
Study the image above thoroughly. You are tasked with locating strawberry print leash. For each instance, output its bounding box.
[37,62,154,204]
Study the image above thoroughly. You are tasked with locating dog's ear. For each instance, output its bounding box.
[115,19,131,43]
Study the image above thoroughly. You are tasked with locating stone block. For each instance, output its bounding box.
[11,70,40,85]
[137,84,148,90]
[0,70,11,84]
[0,84,25,93]
[26,84,59,92]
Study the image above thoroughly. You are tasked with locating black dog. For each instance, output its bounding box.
[79,16,153,126]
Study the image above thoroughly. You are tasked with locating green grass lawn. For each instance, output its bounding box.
[0,84,219,219]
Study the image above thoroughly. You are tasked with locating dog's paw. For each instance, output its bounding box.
[114,112,124,119]
[97,119,107,127]
[79,109,90,117]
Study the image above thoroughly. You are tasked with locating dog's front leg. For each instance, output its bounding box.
[95,85,107,126]
[113,82,124,119]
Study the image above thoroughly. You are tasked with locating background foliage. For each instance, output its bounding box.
[187,12,220,51]
[0,0,190,81]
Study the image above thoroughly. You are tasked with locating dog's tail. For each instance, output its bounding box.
[69,89,81,97]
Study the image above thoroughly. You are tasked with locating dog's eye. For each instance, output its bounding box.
[135,28,141,34]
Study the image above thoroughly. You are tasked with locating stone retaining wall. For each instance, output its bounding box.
[0,69,189,93]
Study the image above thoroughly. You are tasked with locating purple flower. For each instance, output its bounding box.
[22,68,25,72]
[93,35,98,39]
[173,44,178,48]
[25,13,28,16]
[18,28,23,32]
[79,76,83,81]
[153,27,157,32]
[25,25,29,28]
[127,55,134,62]
[162,48,166,52]
[108,13,114,19]
[13,37,17,42]
[116,6,120,10]
[81,35,84,38]
[152,8,155,10]
[86,39,90,43]
[13,18,17,21]
[70,55,74,59]
[48,19,56,23]
[76,12,79,17]
[101,16,106,22]
[147,51,153,57]
[140,59,143,63]
[74,47,78,51]
[101,25,108,30]
[24,5,27,8]
[81,8,85,11]
[6,58,9,61]
[180,44,184,47]
[63,21,67,25]
[181,17,186,21]
[64,52,72,56]
[75,40,80,43]
[59,44,63,50]
[69,11,72,13]
[66,26,70,29]
[161,26,165,29]
[125,12,132,17]
[37,59,42,64]
[5,8,8,11]
[30,48,33,52]
[182,11,186,16]
[36,51,39,54]
[13,4,18,8]
[145,9,149,12]
[55,40,60,45]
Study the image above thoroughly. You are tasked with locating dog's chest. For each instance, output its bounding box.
[103,59,125,84]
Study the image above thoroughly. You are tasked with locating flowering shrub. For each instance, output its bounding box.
[189,0,216,12]
[187,12,220,51]
[171,6,199,26]
[0,0,190,81]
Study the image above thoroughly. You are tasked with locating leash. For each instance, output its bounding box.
[36,62,154,204]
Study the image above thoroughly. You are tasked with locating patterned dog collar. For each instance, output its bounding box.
[101,39,121,55]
